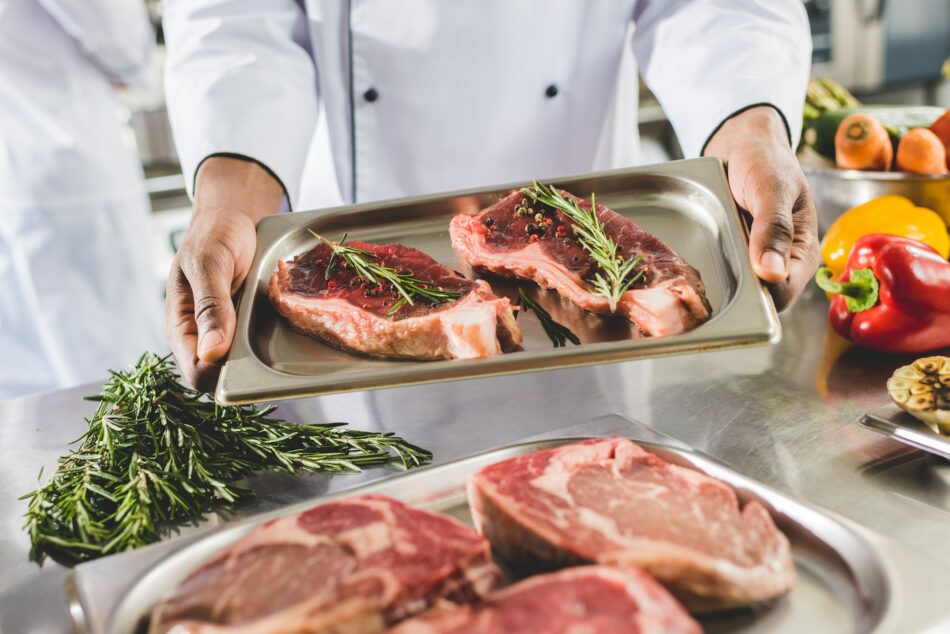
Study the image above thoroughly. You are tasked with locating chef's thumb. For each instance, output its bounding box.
[187,256,235,364]
[748,188,796,284]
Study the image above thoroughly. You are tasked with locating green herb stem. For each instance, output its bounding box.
[21,353,432,564]
[309,231,462,315]
[522,183,643,312]
[517,288,581,348]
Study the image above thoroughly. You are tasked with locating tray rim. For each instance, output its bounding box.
[105,435,893,634]
[216,157,780,405]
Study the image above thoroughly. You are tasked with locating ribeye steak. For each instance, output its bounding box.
[468,437,795,612]
[389,566,700,634]
[269,241,522,360]
[150,494,501,634]
[450,189,711,336]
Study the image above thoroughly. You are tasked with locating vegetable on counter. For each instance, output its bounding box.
[803,105,943,161]
[820,195,950,277]
[887,356,950,434]
[835,113,893,171]
[803,77,860,131]
[929,109,950,170]
[895,128,949,175]
[815,234,950,354]
[21,353,432,564]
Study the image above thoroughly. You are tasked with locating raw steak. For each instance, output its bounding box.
[150,495,501,634]
[389,566,701,634]
[450,189,711,336]
[468,437,795,612]
[269,241,522,360]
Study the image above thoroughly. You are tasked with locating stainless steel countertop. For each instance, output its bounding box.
[2,284,948,632]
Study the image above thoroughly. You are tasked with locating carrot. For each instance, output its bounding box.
[835,114,893,171]
[896,128,948,175]
[929,108,950,171]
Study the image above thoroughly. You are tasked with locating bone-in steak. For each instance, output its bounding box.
[150,495,501,634]
[269,241,521,359]
[468,438,795,612]
[450,189,711,336]
[389,566,701,634]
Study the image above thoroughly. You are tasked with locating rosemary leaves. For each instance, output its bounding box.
[21,353,432,564]
[310,230,462,315]
[518,289,581,348]
[522,182,643,312]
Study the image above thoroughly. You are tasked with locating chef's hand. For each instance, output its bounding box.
[165,157,284,390]
[703,106,820,311]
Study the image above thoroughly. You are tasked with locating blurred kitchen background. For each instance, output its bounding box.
[127,0,950,294]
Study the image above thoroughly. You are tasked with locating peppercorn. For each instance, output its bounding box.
[529,234,539,242]
[525,222,538,235]
[327,280,337,289]
[484,216,494,227]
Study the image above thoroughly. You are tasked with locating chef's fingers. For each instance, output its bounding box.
[164,258,223,391]
[746,177,798,284]
[180,246,237,366]
[764,185,821,312]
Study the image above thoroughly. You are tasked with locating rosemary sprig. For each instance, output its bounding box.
[21,353,432,564]
[518,288,580,348]
[310,230,462,315]
[522,182,643,312]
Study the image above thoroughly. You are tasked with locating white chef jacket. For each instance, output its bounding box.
[164,0,811,211]
[0,0,163,399]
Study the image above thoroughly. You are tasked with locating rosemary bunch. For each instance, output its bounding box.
[517,289,580,348]
[22,353,432,564]
[523,182,643,312]
[310,230,462,315]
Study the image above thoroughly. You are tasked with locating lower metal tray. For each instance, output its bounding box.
[99,437,946,634]
[216,158,780,404]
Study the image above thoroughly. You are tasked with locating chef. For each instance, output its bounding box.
[163,1,820,390]
[0,0,163,398]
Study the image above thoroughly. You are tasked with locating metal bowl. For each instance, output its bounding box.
[800,152,950,233]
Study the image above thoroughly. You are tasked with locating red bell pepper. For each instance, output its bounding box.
[814,233,950,354]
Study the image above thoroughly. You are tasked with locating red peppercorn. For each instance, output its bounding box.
[529,234,539,242]
[327,280,337,288]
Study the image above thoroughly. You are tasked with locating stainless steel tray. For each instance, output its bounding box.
[216,158,780,404]
[99,437,947,634]
[860,405,950,461]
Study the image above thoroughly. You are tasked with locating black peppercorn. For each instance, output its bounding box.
[484,216,494,227]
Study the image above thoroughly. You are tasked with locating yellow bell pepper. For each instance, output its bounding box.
[821,195,950,277]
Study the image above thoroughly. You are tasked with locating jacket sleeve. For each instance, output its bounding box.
[632,0,812,158]
[163,0,319,205]
[37,0,154,85]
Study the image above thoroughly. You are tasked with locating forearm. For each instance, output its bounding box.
[193,157,285,224]
[703,106,790,159]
